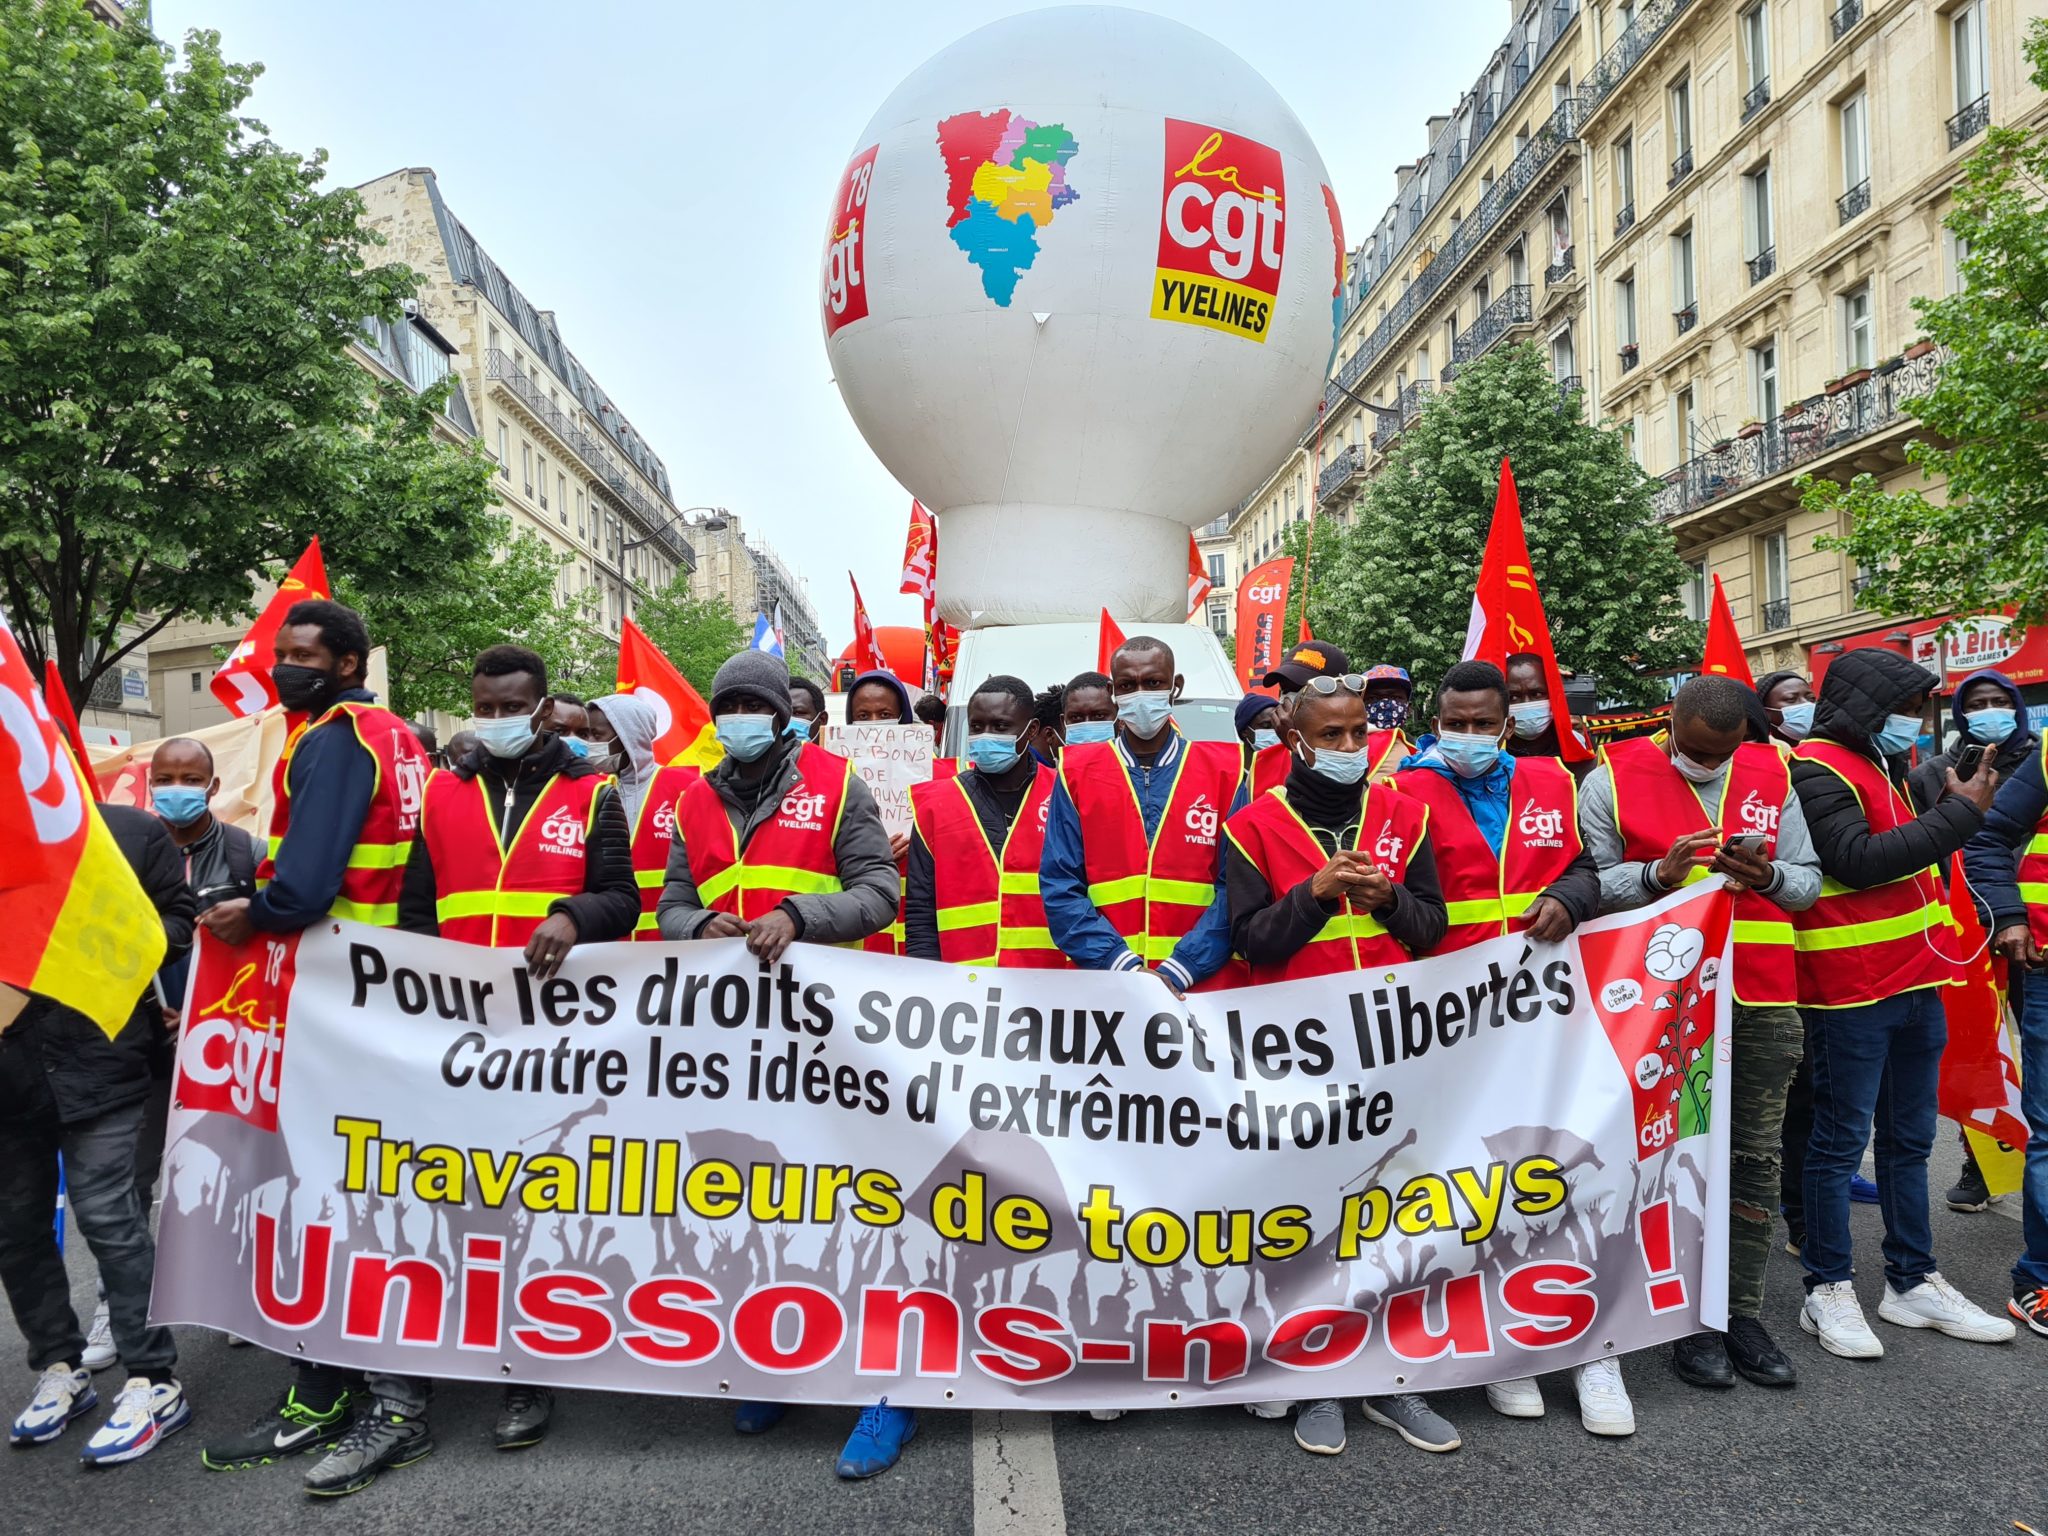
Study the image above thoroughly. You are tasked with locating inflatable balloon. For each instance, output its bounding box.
[823,5,1341,626]
[831,625,928,685]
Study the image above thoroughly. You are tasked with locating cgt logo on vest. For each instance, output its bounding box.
[1736,790,1779,839]
[652,799,679,840]
[538,808,587,857]
[1372,830,1406,869]
[175,936,300,1132]
[1517,804,1567,849]
[779,789,828,834]
[1184,794,1219,845]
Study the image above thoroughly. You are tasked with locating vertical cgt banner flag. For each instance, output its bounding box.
[1235,556,1294,687]
[212,538,329,718]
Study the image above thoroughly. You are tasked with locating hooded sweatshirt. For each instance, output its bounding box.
[589,691,662,824]
[1906,666,2034,815]
[844,669,914,724]
[1792,647,1984,892]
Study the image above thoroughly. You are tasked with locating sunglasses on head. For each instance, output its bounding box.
[1299,673,1367,697]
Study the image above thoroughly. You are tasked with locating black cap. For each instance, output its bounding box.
[1262,639,1352,692]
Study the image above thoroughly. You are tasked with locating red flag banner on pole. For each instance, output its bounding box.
[616,617,719,770]
[1235,557,1295,688]
[1461,459,1590,763]
[1937,852,2029,1166]
[1096,609,1127,675]
[1186,534,1213,621]
[212,538,329,718]
[900,501,937,601]
[42,660,94,787]
[850,574,882,674]
[1699,573,1754,686]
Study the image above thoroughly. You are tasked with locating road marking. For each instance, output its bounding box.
[972,1409,1067,1536]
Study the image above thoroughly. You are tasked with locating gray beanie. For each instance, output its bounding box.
[710,650,792,723]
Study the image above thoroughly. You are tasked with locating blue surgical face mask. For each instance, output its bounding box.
[1304,744,1371,786]
[783,715,812,740]
[1509,700,1553,739]
[151,786,210,828]
[473,710,539,759]
[1968,707,2018,745]
[1117,690,1174,738]
[562,735,591,759]
[1065,719,1114,746]
[1252,728,1280,752]
[966,733,1022,774]
[1776,700,1815,741]
[1873,712,1923,757]
[715,713,779,763]
[1437,730,1503,779]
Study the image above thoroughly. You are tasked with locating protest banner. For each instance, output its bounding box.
[823,722,934,839]
[152,884,1732,1410]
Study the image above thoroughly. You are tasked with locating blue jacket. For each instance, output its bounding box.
[1040,730,1243,988]
[1400,745,1516,854]
[248,687,382,933]
[1962,737,2047,935]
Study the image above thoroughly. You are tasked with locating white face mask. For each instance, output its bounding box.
[1671,750,1722,784]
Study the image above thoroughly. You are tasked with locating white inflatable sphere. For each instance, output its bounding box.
[822,5,1342,626]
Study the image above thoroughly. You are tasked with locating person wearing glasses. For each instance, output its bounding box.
[1222,667,1450,1459]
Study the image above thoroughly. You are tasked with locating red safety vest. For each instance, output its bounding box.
[1242,729,1406,803]
[1223,784,1429,982]
[909,765,1069,968]
[1605,737,1797,1006]
[420,770,606,947]
[676,748,853,921]
[257,701,426,927]
[627,765,701,939]
[1392,755,1580,952]
[1790,739,1962,1007]
[1059,737,1237,985]
[2019,733,2048,949]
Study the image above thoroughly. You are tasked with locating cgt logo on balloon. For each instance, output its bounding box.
[1153,118,1285,343]
[823,145,879,335]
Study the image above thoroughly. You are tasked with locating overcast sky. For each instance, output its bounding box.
[152,0,1503,648]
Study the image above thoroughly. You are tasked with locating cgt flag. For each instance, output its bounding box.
[212,538,329,718]
[1699,574,1754,687]
[1187,533,1213,621]
[900,501,937,602]
[1234,557,1294,688]
[1461,459,1590,763]
[616,618,720,771]
[850,574,882,674]
[0,609,167,1038]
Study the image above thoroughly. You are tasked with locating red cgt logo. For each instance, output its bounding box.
[175,931,300,1132]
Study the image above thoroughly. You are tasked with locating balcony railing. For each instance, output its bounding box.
[1544,246,1576,285]
[1652,345,1948,522]
[1674,302,1698,335]
[1579,0,1695,122]
[1372,381,1435,451]
[1556,375,1583,408]
[1453,285,1534,366]
[1948,93,1990,150]
[1315,443,1369,503]
[1830,0,1862,42]
[1760,598,1791,631]
[486,351,694,569]
[1741,78,1771,121]
[1619,342,1640,373]
[1837,179,1870,224]
[1615,201,1636,236]
[1326,98,1578,407]
[1668,146,1694,187]
[1747,245,1776,284]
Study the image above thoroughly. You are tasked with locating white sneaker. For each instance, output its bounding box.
[1800,1280,1884,1359]
[1485,1376,1545,1419]
[1241,1400,1289,1420]
[9,1364,97,1445]
[81,1302,117,1373]
[1086,1408,1126,1421]
[1570,1357,1635,1437]
[78,1376,191,1465]
[1877,1272,2018,1343]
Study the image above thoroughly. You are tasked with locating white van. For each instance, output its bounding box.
[938,621,1242,756]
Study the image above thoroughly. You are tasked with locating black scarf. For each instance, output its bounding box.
[1283,755,1365,853]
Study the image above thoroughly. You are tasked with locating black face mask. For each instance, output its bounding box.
[273,662,338,714]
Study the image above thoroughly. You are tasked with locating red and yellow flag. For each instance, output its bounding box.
[616,618,721,771]
[212,538,330,717]
[1699,573,1755,686]
[0,611,167,1037]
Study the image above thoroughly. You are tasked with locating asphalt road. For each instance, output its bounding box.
[7,1132,2041,1536]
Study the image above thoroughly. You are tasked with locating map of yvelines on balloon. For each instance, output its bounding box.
[937,109,1080,306]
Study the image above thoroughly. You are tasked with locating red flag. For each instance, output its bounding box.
[1461,459,1590,763]
[41,660,94,786]
[900,500,938,600]
[850,574,882,674]
[1699,573,1754,686]
[616,617,719,769]
[1186,534,1213,621]
[1937,852,2029,1151]
[1096,609,1127,675]
[1235,557,1294,688]
[1298,615,1314,643]
[212,538,330,717]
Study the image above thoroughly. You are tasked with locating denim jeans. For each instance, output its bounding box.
[2013,967,2048,1293]
[0,1097,177,1374]
[1801,987,1945,1292]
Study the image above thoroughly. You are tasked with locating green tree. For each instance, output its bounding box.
[1289,342,1697,708]
[1802,19,2048,631]
[623,586,749,696]
[0,1,438,707]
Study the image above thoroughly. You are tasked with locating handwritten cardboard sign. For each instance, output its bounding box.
[822,722,932,839]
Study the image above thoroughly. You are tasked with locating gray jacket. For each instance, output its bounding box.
[1579,757,1821,915]
[655,740,900,945]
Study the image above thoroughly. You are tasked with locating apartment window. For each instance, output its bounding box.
[1668,75,1693,168]
[496,422,510,480]
[557,473,568,526]
[1742,162,1775,281]
[1207,553,1226,587]
[189,671,202,693]
[1681,562,1707,622]
[1550,325,1576,381]
[1613,134,1636,230]
[1415,346,1432,384]
[575,488,586,537]
[1953,1,1988,113]
[487,323,500,356]
[1628,411,1647,467]
[537,455,548,509]
[1740,4,1770,110]
[1474,275,1492,314]
[520,441,532,494]
[1946,230,1974,294]
[1670,227,1696,328]
[1616,273,1638,356]
[1672,384,1695,464]
[1547,199,1572,267]
[1750,340,1780,421]
[1760,529,1790,629]
[1841,284,1874,371]
[1838,90,1870,218]
[1507,240,1528,289]
[1444,315,1459,356]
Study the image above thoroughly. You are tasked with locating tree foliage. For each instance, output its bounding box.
[0,0,453,706]
[1803,19,2048,631]
[1288,342,1697,708]
[623,585,750,696]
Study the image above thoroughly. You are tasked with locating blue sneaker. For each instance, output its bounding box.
[10,1364,97,1445]
[1850,1174,1881,1204]
[837,1398,916,1479]
[79,1377,190,1465]
[733,1400,786,1435]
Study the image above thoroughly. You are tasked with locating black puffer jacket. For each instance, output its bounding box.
[1792,648,1984,891]
[1,804,196,1126]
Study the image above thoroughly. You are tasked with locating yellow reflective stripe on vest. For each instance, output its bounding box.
[634,868,663,889]
[1087,874,1148,905]
[1817,870,1922,898]
[1445,897,1506,925]
[1314,911,1391,944]
[1792,899,1952,952]
[2021,882,2048,906]
[329,896,398,926]
[699,864,846,905]
[1087,873,1215,909]
[2028,832,2048,855]
[345,842,410,870]
[937,901,1000,932]
[267,836,285,857]
[999,871,1040,895]
[1732,918,1795,946]
[634,910,660,933]
[1138,933,1183,962]
[999,926,1061,951]
[436,891,562,922]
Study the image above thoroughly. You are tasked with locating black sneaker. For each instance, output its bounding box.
[303,1409,433,1497]
[493,1385,554,1450]
[200,1386,353,1470]
[1669,1331,1734,1388]
[1725,1317,1796,1387]
[1946,1158,1990,1213]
